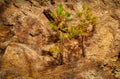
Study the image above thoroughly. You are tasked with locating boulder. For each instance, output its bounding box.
[1,43,54,79]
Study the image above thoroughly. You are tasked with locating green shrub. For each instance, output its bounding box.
[76,5,98,36]
[48,4,98,57]
[49,4,71,33]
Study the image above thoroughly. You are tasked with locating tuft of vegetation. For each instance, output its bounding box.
[49,4,98,40]
[49,43,62,54]
[49,4,71,32]
[76,5,98,36]
[48,4,98,58]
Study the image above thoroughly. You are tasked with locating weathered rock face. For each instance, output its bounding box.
[85,12,120,62]
[0,0,50,53]
[1,43,55,79]
[0,0,120,79]
[38,59,115,79]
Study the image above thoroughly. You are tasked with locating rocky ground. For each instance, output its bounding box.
[0,0,120,79]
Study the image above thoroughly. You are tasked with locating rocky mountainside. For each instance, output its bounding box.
[0,0,120,79]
